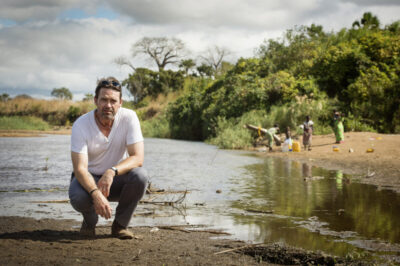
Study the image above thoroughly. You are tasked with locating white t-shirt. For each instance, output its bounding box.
[71,107,143,175]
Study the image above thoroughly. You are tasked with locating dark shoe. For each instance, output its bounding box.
[80,221,95,237]
[112,221,134,239]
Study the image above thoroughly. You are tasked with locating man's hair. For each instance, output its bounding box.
[95,76,122,98]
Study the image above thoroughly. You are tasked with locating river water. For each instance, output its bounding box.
[0,135,399,262]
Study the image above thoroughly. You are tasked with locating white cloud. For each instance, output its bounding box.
[0,0,399,100]
[0,18,140,99]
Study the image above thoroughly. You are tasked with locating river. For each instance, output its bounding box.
[0,135,399,262]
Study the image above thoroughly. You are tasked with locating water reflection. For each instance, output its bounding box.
[231,157,400,258]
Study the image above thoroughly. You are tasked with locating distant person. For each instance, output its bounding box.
[333,111,344,144]
[266,124,280,152]
[69,76,148,239]
[302,115,314,151]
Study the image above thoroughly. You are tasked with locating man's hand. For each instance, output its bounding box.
[97,169,115,197]
[91,190,112,219]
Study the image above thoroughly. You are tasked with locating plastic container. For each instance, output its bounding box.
[282,143,289,152]
[292,141,301,152]
[333,145,339,152]
[282,139,293,152]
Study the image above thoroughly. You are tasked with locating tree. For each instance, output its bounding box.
[352,12,380,30]
[14,94,32,99]
[196,63,214,78]
[0,93,10,102]
[200,46,231,74]
[386,20,400,33]
[179,59,196,76]
[51,87,73,100]
[122,68,154,103]
[131,37,186,71]
[82,93,94,102]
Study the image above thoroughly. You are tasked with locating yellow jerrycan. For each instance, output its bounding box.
[292,141,301,152]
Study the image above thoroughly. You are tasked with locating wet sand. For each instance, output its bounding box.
[0,216,354,265]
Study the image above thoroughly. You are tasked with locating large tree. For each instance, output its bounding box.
[131,37,186,71]
[51,87,73,100]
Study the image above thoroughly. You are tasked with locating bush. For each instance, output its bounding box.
[141,114,171,138]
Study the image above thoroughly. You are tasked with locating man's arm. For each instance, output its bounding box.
[115,141,144,174]
[71,151,112,219]
[96,141,144,197]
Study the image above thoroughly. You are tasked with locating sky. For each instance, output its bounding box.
[0,0,399,101]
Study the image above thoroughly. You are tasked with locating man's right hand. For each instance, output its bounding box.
[91,190,112,219]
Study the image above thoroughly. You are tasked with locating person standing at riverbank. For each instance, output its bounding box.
[302,115,314,151]
[69,76,148,239]
[333,111,344,144]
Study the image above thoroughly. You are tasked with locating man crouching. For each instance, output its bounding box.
[69,76,148,239]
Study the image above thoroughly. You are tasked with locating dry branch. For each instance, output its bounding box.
[214,243,263,255]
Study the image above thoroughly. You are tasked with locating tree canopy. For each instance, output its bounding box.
[51,87,73,100]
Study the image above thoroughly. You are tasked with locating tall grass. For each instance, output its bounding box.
[0,98,95,126]
[0,116,50,130]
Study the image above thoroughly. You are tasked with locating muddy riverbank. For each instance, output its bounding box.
[0,216,365,265]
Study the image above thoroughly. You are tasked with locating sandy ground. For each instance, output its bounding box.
[261,132,400,193]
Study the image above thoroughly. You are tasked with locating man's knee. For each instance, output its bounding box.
[129,167,148,186]
[69,180,93,212]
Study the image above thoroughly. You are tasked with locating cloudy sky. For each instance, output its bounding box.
[0,0,399,100]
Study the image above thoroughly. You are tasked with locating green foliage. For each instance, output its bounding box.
[166,83,205,140]
[196,63,214,77]
[123,68,185,102]
[207,99,335,149]
[0,116,50,130]
[51,87,73,100]
[207,116,254,149]
[67,106,81,124]
[141,113,171,138]
[179,59,196,76]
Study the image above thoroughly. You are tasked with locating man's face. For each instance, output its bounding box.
[94,88,122,120]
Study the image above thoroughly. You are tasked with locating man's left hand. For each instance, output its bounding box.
[97,170,114,197]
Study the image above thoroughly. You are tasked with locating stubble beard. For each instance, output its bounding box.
[99,108,115,121]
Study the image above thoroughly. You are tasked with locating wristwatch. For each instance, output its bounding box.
[111,167,118,176]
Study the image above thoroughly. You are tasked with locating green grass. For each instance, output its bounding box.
[0,116,51,130]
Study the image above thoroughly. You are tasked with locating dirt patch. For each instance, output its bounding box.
[258,132,400,193]
[0,216,359,265]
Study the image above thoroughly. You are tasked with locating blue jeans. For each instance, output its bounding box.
[69,167,148,228]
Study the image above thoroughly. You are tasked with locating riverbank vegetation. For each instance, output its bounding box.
[1,13,399,149]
